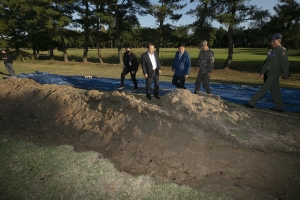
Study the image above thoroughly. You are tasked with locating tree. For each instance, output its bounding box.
[214,27,227,47]
[107,0,150,64]
[138,27,157,48]
[188,0,217,43]
[216,0,261,69]
[0,0,37,55]
[53,0,76,62]
[92,0,111,64]
[148,0,186,55]
[75,0,94,63]
[268,0,300,49]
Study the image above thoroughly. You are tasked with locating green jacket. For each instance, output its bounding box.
[261,45,289,77]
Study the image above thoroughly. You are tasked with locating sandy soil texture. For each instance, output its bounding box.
[1,78,300,199]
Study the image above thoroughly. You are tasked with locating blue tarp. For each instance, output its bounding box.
[18,71,300,113]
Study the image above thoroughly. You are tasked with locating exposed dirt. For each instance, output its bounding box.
[1,78,300,200]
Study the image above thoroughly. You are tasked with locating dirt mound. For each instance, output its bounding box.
[1,78,300,199]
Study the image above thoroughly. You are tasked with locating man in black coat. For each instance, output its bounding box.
[141,43,161,100]
[118,44,139,90]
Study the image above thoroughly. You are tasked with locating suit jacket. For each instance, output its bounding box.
[123,52,139,71]
[141,51,161,77]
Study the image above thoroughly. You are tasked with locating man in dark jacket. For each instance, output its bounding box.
[1,50,16,77]
[141,43,161,100]
[172,42,191,89]
[244,33,290,112]
[194,40,214,94]
[118,44,139,90]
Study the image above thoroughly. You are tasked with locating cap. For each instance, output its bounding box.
[199,40,208,48]
[270,33,282,40]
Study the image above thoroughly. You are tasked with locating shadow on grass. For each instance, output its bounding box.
[160,73,261,87]
[0,71,10,76]
[29,53,300,74]
[36,54,121,64]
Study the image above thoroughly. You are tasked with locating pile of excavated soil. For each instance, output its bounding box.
[1,78,300,199]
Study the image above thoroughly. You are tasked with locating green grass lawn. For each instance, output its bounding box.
[2,47,299,88]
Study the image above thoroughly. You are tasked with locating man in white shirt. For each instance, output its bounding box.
[141,43,162,100]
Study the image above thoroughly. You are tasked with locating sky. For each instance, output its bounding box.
[137,0,299,28]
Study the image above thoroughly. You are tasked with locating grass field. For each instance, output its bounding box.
[2,47,299,88]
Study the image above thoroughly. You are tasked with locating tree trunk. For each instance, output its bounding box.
[156,20,163,55]
[199,2,208,41]
[36,49,39,59]
[83,1,89,63]
[32,48,36,60]
[115,5,123,64]
[98,48,103,64]
[49,41,54,60]
[96,5,104,64]
[60,33,68,62]
[15,46,20,57]
[223,26,233,69]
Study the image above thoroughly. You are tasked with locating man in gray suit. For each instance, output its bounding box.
[141,43,162,100]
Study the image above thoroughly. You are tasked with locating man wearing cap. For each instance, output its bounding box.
[244,33,290,112]
[172,42,191,89]
[117,44,139,90]
[194,40,214,94]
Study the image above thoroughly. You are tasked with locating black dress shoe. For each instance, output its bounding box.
[243,103,254,108]
[146,94,151,100]
[269,108,283,112]
[154,95,160,99]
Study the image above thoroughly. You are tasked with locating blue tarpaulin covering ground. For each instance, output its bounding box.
[18,71,300,113]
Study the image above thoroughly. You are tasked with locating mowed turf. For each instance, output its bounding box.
[1,48,299,88]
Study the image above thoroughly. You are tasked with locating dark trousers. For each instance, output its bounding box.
[249,74,283,110]
[146,71,159,95]
[172,75,186,88]
[4,63,16,76]
[120,69,137,88]
[195,72,211,94]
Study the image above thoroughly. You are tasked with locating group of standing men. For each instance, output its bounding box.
[119,32,290,112]
[1,32,290,111]
[118,41,215,100]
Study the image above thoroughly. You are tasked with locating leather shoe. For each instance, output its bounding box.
[146,94,151,100]
[243,103,254,108]
[269,108,283,112]
[154,95,160,99]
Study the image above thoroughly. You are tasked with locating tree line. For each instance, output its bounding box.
[0,0,299,68]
